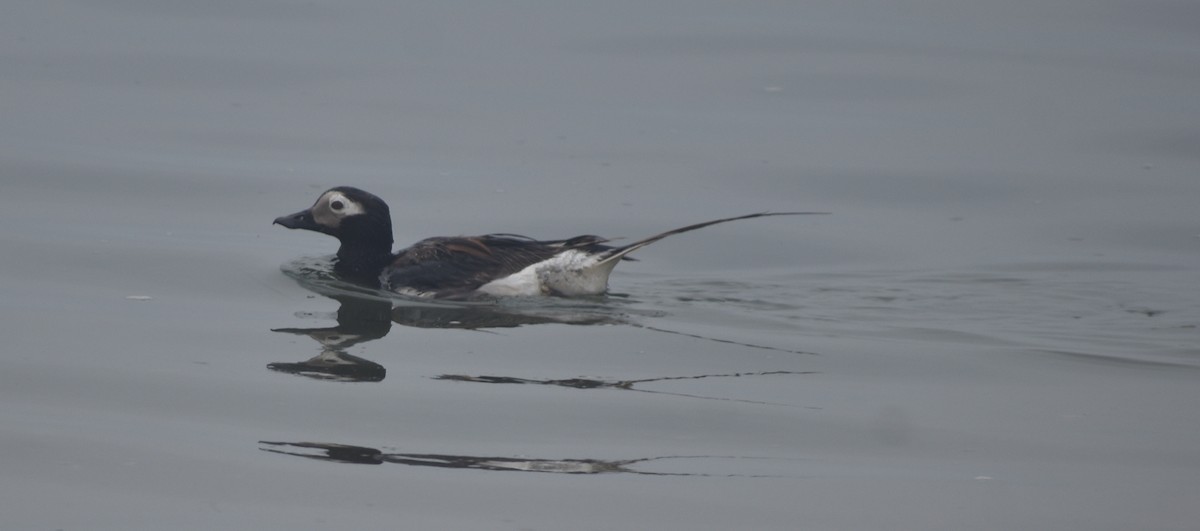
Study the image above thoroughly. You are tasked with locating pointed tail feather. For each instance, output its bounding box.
[595,211,828,266]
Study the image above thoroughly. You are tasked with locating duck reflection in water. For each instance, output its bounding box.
[271,257,815,383]
[269,295,393,382]
[258,441,787,477]
[271,290,813,384]
[269,286,625,382]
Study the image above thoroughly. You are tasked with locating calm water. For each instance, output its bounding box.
[3,2,1199,530]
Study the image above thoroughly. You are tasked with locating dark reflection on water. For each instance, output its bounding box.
[270,295,393,382]
[435,370,817,406]
[258,441,790,477]
[267,292,620,382]
[271,256,819,382]
[267,350,388,382]
[269,257,629,381]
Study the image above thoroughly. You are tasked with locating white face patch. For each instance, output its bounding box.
[311,191,366,228]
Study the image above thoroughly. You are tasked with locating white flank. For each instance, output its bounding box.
[477,250,619,297]
[476,266,543,296]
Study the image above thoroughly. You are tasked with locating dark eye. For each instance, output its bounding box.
[330,200,344,211]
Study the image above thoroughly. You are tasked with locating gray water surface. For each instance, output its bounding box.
[2,2,1199,530]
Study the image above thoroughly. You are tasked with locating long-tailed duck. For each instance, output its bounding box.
[274,186,824,298]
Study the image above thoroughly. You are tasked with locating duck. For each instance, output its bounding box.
[274,186,824,299]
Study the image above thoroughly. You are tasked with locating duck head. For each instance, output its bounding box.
[274,186,395,282]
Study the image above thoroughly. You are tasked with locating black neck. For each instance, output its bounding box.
[328,212,395,287]
[334,243,394,286]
